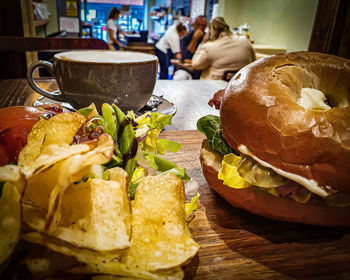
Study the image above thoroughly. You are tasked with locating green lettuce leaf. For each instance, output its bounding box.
[128,183,138,199]
[130,166,147,185]
[124,158,137,181]
[218,153,250,189]
[148,112,173,130]
[141,128,161,153]
[126,110,136,120]
[143,152,190,181]
[102,169,110,180]
[112,104,138,179]
[87,104,191,199]
[84,164,104,180]
[76,108,93,118]
[143,152,158,169]
[237,155,288,188]
[135,123,149,139]
[185,191,200,216]
[160,167,187,178]
[104,154,122,169]
[197,115,236,157]
[102,103,118,142]
[135,112,152,126]
[139,113,173,153]
[156,139,182,154]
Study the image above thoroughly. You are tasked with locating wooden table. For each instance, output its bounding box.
[163,130,350,280]
[0,78,227,130]
[1,79,350,279]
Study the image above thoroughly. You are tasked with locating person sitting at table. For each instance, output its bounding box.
[155,22,187,79]
[192,17,256,80]
[106,7,126,50]
[173,16,208,80]
[181,15,208,60]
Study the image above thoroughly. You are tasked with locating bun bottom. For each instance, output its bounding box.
[200,141,350,227]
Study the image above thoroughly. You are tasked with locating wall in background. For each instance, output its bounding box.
[220,0,318,52]
[46,0,59,35]
[36,0,59,37]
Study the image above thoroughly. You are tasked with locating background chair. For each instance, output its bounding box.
[222,70,238,82]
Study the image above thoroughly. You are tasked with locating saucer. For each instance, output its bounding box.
[33,97,75,112]
[33,95,176,116]
[138,95,177,116]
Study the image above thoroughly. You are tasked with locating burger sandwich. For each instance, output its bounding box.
[198,52,350,227]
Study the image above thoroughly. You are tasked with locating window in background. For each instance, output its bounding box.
[80,0,146,41]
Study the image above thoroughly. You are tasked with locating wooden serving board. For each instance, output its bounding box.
[160,130,350,280]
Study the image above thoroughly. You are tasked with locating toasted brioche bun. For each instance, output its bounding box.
[200,141,350,227]
[220,52,350,193]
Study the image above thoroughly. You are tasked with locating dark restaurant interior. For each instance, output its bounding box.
[0,0,349,79]
[1,1,350,280]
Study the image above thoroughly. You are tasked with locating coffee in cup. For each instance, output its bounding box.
[27,50,158,112]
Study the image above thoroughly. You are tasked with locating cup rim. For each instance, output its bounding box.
[54,50,158,65]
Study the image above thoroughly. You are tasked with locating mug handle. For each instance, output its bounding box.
[27,60,65,101]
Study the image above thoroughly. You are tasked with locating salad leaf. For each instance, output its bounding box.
[134,123,149,139]
[143,152,158,170]
[134,111,152,125]
[76,108,93,118]
[148,112,172,130]
[130,166,147,185]
[152,153,177,171]
[157,139,182,154]
[119,125,137,156]
[112,104,129,138]
[126,110,135,120]
[197,115,236,157]
[102,103,118,142]
[104,154,122,169]
[112,104,138,179]
[185,191,200,216]
[84,164,105,180]
[124,158,137,181]
[160,167,188,179]
[136,112,175,154]
[237,155,288,188]
[143,152,190,181]
[197,115,219,139]
[128,183,138,199]
[78,103,190,199]
[218,153,250,189]
[102,169,110,180]
[142,128,160,153]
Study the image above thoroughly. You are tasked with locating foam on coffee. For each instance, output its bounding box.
[55,50,157,63]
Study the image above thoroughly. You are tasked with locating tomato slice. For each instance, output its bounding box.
[0,106,46,166]
[0,106,45,131]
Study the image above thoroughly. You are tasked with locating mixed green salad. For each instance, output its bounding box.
[77,103,199,211]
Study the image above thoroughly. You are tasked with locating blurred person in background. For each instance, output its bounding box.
[155,22,187,79]
[172,16,208,80]
[182,15,208,60]
[106,7,126,50]
[192,17,256,80]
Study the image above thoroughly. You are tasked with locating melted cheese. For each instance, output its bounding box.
[297,88,331,111]
[238,145,330,198]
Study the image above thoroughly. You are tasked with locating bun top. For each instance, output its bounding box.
[220,52,350,193]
